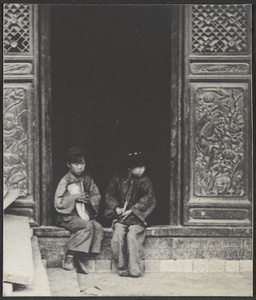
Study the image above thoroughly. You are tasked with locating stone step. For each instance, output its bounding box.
[54,258,252,273]
[9,236,51,296]
[35,226,252,268]
[47,268,81,296]
[3,214,34,285]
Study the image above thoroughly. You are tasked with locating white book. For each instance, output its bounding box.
[67,182,90,221]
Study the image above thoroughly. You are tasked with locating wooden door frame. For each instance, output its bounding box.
[39,5,53,225]
[169,5,184,225]
[39,4,184,226]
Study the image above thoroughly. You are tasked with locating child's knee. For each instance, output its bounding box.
[113,224,126,240]
[92,220,102,230]
[114,222,126,232]
[78,220,93,232]
[127,231,137,243]
[127,228,144,243]
[92,221,104,235]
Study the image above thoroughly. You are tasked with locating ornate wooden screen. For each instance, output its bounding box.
[184,4,252,226]
[3,4,40,224]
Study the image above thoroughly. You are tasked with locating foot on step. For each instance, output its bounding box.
[63,255,74,271]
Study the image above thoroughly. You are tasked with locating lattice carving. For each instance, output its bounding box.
[192,5,249,53]
[194,87,245,197]
[4,4,32,54]
[3,88,28,197]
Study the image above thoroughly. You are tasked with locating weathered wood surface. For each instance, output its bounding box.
[3,189,22,210]
[11,236,51,296]
[3,214,34,285]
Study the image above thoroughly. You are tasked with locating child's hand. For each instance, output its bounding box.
[115,207,124,216]
[121,209,132,217]
[76,192,90,203]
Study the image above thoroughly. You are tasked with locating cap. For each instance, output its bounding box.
[125,151,146,169]
[66,147,84,159]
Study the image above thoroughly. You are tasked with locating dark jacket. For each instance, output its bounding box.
[104,172,156,225]
[55,171,101,221]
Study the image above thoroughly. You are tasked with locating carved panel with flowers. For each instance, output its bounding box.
[192,84,248,198]
[3,84,33,198]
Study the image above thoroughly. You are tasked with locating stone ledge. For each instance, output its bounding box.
[36,226,252,265]
[38,236,252,267]
[240,260,253,272]
[55,259,253,274]
[34,225,252,238]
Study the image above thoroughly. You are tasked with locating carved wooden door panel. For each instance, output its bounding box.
[3,4,40,224]
[183,4,252,226]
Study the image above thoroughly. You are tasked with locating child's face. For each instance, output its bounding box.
[130,166,146,177]
[68,158,86,176]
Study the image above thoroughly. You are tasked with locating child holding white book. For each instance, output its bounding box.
[55,147,104,272]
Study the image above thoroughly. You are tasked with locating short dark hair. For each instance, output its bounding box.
[67,153,86,164]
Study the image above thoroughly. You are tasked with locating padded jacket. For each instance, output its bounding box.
[55,171,101,221]
[104,172,156,225]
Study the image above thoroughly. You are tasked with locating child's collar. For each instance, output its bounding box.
[126,171,142,180]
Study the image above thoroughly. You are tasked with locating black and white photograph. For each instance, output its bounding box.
[2,2,254,297]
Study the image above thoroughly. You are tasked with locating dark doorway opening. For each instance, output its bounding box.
[51,5,172,226]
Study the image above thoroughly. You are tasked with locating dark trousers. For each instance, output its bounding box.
[111,222,146,276]
[57,214,104,254]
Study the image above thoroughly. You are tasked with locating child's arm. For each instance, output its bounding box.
[130,176,156,224]
[104,176,120,218]
[55,179,79,214]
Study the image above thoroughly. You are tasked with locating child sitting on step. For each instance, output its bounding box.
[55,147,104,273]
[104,151,156,277]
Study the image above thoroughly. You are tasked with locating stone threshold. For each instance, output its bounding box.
[34,225,252,238]
[65,259,252,274]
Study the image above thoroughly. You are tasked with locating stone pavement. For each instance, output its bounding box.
[47,269,253,297]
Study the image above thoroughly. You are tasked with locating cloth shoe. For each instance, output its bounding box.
[63,255,74,271]
[118,268,130,277]
[129,273,140,278]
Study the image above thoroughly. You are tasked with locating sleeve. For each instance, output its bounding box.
[131,176,156,222]
[86,177,101,215]
[54,178,76,214]
[104,176,120,218]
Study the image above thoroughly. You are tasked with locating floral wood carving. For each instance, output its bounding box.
[4,62,33,75]
[194,87,245,197]
[4,4,31,54]
[192,4,249,53]
[190,63,250,75]
[3,88,28,196]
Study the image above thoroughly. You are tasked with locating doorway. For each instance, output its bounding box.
[51,5,173,226]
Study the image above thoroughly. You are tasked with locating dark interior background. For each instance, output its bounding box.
[51,5,172,226]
